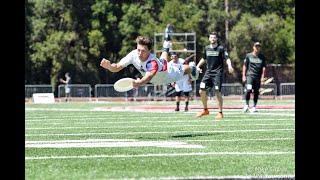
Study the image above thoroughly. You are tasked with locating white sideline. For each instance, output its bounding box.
[26,123,294,130]
[25,119,294,124]
[25,151,294,160]
[25,138,294,149]
[25,118,294,123]
[132,175,295,180]
[25,128,294,137]
[26,137,294,144]
[25,140,204,149]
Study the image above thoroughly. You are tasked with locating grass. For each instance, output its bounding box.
[25,99,295,179]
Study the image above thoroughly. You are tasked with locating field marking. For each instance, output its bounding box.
[25,139,204,149]
[185,137,294,142]
[25,119,294,125]
[25,151,294,160]
[26,107,295,112]
[25,128,294,137]
[26,124,294,130]
[25,115,295,121]
[26,137,294,144]
[25,112,295,118]
[130,175,295,180]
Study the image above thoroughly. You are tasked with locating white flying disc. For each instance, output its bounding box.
[114,78,134,92]
[263,77,274,85]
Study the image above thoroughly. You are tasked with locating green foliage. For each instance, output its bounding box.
[26,0,295,86]
[88,30,105,56]
[229,13,294,70]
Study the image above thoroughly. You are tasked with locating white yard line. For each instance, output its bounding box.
[25,119,294,125]
[26,140,204,149]
[185,137,294,142]
[25,137,294,144]
[25,151,294,160]
[25,116,294,122]
[128,175,295,180]
[25,128,294,137]
[26,124,294,130]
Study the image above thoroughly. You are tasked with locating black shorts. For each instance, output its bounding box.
[245,76,261,92]
[199,71,223,92]
[175,91,190,97]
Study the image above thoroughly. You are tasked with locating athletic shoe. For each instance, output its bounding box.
[163,40,172,51]
[196,109,209,117]
[250,107,257,113]
[164,24,174,41]
[175,107,179,111]
[184,107,188,112]
[215,112,224,119]
[243,105,249,113]
[189,62,199,80]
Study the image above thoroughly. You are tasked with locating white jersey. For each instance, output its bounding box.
[118,50,185,85]
[168,58,192,92]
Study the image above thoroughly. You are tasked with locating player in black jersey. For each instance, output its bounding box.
[242,42,266,113]
[195,32,234,119]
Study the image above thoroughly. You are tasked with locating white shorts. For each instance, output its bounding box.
[65,87,70,94]
[175,74,192,92]
[150,67,185,85]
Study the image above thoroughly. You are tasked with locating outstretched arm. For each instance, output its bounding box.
[59,78,66,84]
[100,58,124,72]
[184,54,196,64]
[133,71,156,88]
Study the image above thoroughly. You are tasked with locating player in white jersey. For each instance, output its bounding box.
[100,36,199,88]
[168,52,193,111]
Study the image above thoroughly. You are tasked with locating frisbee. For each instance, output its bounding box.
[114,78,134,92]
[263,77,274,85]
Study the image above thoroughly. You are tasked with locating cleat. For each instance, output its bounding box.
[196,109,209,117]
[243,105,249,113]
[175,107,179,112]
[215,112,224,119]
[250,107,257,113]
[163,40,172,49]
[184,107,188,112]
[164,24,174,41]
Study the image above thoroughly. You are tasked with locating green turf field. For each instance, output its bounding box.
[25,100,295,179]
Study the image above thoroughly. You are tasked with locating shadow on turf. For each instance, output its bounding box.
[170,132,220,138]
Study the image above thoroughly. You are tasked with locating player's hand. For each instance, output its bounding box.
[133,78,141,89]
[228,66,234,74]
[100,58,111,70]
[242,76,246,83]
[197,67,202,73]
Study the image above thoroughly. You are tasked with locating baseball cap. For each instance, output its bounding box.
[170,52,178,56]
[254,42,261,46]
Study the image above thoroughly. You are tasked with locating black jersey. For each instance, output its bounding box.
[244,53,266,79]
[203,44,229,74]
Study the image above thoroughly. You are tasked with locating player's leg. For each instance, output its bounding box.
[175,91,182,111]
[213,74,224,119]
[196,74,212,117]
[160,40,172,62]
[243,76,253,112]
[184,91,190,111]
[251,78,260,112]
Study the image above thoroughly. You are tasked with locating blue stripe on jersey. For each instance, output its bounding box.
[146,60,159,72]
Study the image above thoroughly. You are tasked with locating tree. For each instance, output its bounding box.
[229,13,294,71]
